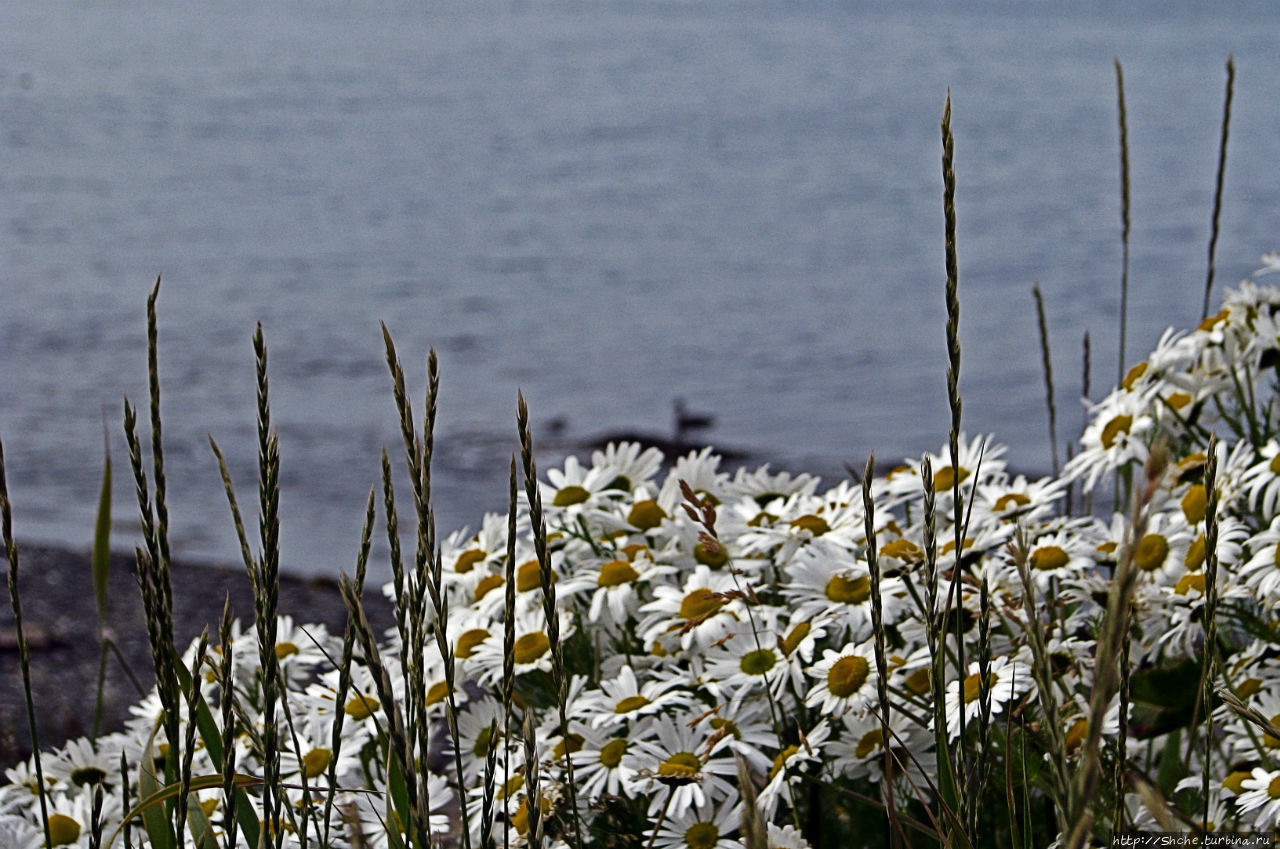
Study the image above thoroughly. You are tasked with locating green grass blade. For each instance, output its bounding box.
[106,772,260,849]
[136,721,176,849]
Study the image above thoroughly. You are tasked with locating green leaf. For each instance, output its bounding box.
[172,653,261,849]
[92,426,112,624]
[185,792,218,849]
[105,771,260,849]
[1156,728,1188,797]
[135,721,175,849]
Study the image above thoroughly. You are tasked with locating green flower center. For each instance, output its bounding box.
[781,621,811,656]
[599,738,628,768]
[657,751,701,782]
[828,655,870,698]
[553,485,590,506]
[614,695,651,714]
[740,648,778,676]
[685,822,720,849]
[694,541,729,568]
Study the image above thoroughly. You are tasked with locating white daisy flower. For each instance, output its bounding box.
[575,664,692,729]
[944,656,1033,740]
[1235,767,1280,829]
[648,799,739,849]
[805,641,879,717]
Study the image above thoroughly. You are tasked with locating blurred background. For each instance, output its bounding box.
[3,0,1279,581]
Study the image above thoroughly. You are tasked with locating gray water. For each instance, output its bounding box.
[4,0,1280,580]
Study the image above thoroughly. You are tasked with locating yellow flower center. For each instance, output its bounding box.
[825,574,871,604]
[344,694,379,720]
[828,655,871,698]
[1269,775,1280,800]
[1181,485,1208,524]
[500,774,524,800]
[747,511,779,528]
[1167,391,1192,410]
[679,587,724,621]
[513,631,551,665]
[782,622,811,656]
[598,559,640,587]
[1065,718,1088,752]
[456,628,491,659]
[1197,308,1229,332]
[1030,545,1070,572]
[474,574,504,602]
[1185,535,1206,571]
[425,680,450,706]
[599,738,628,768]
[275,641,300,660]
[516,559,547,592]
[1122,361,1148,391]
[685,822,720,849]
[621,543,648,560]
[962,671,998,705]
[657,751,702,781]
[454,548,485,573]
[740,648,777,676]
[789,514,831,536]
[1133,533,1170,572]
[1174,573,1205,596]
[1238,678,1263,699]
[1222,770,1251,795]
[769,744,799,780]
[301,747,332,779]
[553,733,584,760]
[48,813,81,847]
[1100,414,1133,449]
[627,499,668,531]
[905,667,931,696]
[855,729,884,759]
[880,538,923,560]
[1271,454,1280,476]
[993,492,1032,512]
[1264,713,1280,748]
[614,695,651,714]
[709,716,741,739]
[553,485,590,506]
[475,726,499,759]
[934,464,970,492]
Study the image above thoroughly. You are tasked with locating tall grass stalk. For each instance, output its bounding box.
[517,392,583,849]
[0,438,53,848]
[861,455,903,847]
[503,456,518,849]
[1203,56,1235,321]
[1199,437,1221,832]
[1065,444,1169,849]
[1115,59,1131,383]
[1033,283,1060,478]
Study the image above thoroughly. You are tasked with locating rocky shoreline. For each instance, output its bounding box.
[0,543,395,768]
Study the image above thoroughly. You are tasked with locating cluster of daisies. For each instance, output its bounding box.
[12,261,1280,847]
